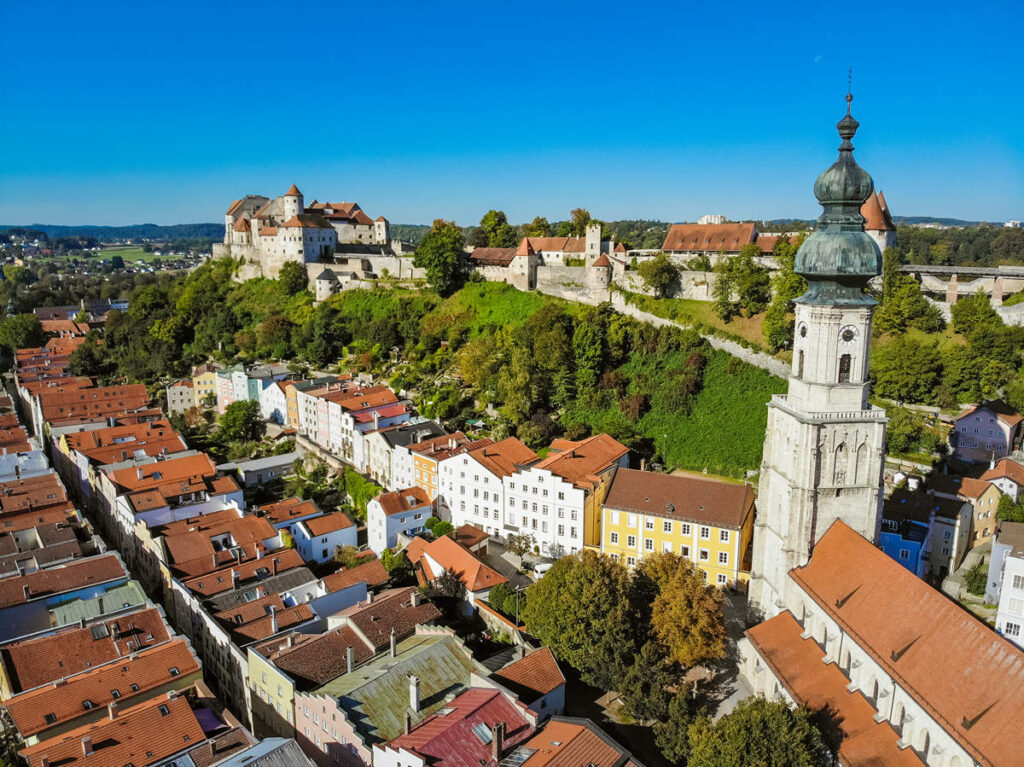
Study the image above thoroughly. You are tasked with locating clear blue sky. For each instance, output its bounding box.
[1,0,1022,226]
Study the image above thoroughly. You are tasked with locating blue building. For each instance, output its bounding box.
[879,516,929,577]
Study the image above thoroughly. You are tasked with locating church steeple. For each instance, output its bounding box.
[794,94,882,305]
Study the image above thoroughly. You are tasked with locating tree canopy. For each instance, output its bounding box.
[218,400,265,443]
[414,219,468,297]
[637,253,681,298]
[278,261,309,296]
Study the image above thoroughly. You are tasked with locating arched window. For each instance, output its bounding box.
[838,353,852,383]
[855,443,869,485]
[796,350,804,378]
[833,443,847,485]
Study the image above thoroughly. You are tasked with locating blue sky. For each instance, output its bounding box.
[1,0,1021,226]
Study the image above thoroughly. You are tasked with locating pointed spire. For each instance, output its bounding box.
[285,184,302,197]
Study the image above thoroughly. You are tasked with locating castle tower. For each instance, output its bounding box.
[374,216,389,245]
[748,97,888,619]
[584,223,602,264]
[283,184,303,219]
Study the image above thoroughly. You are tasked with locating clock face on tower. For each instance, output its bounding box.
[839,325,858,344]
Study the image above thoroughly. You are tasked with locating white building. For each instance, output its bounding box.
[950,400,1023,464]
[367,486,432,554]
[438,438,539,538]
[364,421,447,491]
[502,434,628,557]
[258,380,290,424]
[981,457,1024,501]
[166,380,194,415]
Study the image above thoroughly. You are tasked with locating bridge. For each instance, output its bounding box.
[899,264,1024,305]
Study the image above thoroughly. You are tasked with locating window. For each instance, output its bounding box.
[663,541,673,552]
[717,574,728,585]
[943,529,952,541]
[644,539,654,551]
[719,529,729,542]
[558,492,565,500]
[699,548,710,561]
[627,535,636,548]
[1013,575,1024,590]
[899,549,910,560]
[610,510,619,525]
[941,546,950,556]
[111,689,121,699]
[44,713,57,724]
[681,523,691,535]
[718,551,728,565]
[700,526,710,540]
[663,520,673,533]
[570,527,577,538]
[627,514,637,527]
[558,525,565,536]
[626,556,636,566]
[1006,622,1021,638]
[169,667,180,677]
[680,544,690,557]
[610,532,619,544]
[838,353,851,383]
[645,519,655,530]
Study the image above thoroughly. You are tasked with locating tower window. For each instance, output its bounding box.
[838,354,851,383]
[797,350,804,378]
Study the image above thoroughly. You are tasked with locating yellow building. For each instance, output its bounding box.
[191,363,220,409]
[601,468,755,589]
[248,645,297,738]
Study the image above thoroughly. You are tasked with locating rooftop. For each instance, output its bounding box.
[331,586,440,650]
[490,647,565,703]
[410,535,507,592]
[373,486,432,516]
[662,222,756,252]
[533,434,629,491]
[0,554,126,609]
[604,469,754,529]
[467,438,540,479]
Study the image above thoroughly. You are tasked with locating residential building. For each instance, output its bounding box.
[217,451,299,488]
[367,486,432,554]
[504,434,629,557]
[514,717,646,767]
[29,383,150,438]
[879,514,929,577]
[408,432,493,504]
[600,469,755,588]
[405,534,507,608]
[950,400,1022,464]
[259,379,292,424]
[985,521,1024,604]
[439,437,539,538]
[930,473,1002,547]
[166,380,194,414]
[191,362,222,408]
[513,224,604,266]
[291,512,357,563]
[373,687,536,767]
[255,497,326,533]
[882,488,972,579]
[488,647,566,723]
[661,222,759,264]
[364,420,446,490]
[741,519,1024,767]
[981,457,1024,501]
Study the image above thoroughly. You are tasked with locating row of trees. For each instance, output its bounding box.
[895,223,1024,268]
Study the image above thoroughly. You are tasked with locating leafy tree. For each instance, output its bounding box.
[67,331,112,378]
[218,400,265,443]
[570,208,592,237]
[522,550,645,690]
[278,261,309,295]
[334,545,363,568]
[0,313,44,350]
[762,237,807,352]
[713,246,769,320]
[687,697,832,767]
[619,640,672,722]
[951,291,1001,335]
[636,253,680,298]
[572,308,604,393]
[886,406,925,454]
[871,337,942,403]
[649,555,727,668]
[429,567,466,600]
[686,253,713,271]
[998,494,1024,523]
[654,687,702,763]
[881,246,900,304]
[431,520,454,537]
[964,560,988,596]
[414,219,468,297]
[525,217,551,237]
[875,272,943,335]
[479,210,518,248]
[505,533,536,560]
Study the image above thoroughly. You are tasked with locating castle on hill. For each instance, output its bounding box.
[212,184,396,280]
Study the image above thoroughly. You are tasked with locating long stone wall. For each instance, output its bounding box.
[536,265,588,291]
[616,270,719,301]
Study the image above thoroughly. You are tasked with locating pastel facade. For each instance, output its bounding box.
[950,401,1022,464]
[367,487,432,554]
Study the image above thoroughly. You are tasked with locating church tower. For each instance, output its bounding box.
[748,96,888,619]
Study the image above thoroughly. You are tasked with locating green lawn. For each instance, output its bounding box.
[99,246,169,263]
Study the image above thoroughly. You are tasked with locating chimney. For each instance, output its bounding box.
[365,590,373,605]
[404,711,412,735]
[373,411,380,430]
[272,557,279,576]
[108,701,119,719]
[286,634,294,648]
[136,467,144,480]
[23,585,30,601]
[410,590,420,607]
[81,737,93,756]
[346,645,354,674]
[491,722,506,760]
[409,674,420,712]
[269,605,278,634]
[231,569,239,590]
[390,628,397,658]
[235,547,243,563]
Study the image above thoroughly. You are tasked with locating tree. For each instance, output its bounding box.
[429,567,465,600]
[964,560,988,596]
[636,253,680,298]
[67,331,111,378]
[881,246,900,304]
[951,291,1001,335]
[654,687,702,763]
[334,545,362,568]
[998,494,1024,523]
[414,219,468,297]
[218,400,265,443]
[886,406,925,454]
[570,208,591,237]
[0,313,44,351]
[522,550,645,689]
[525,217,551,237]
[479,210,518,248]
[278,260,309,295]
[871,337,942,404]
[619,640,672,722]
[732,244,772,316]
[432,520,454,538]
[687,697,832,767]
[505,533,535,560]
[648,555,727,668]
[762,238,807,352]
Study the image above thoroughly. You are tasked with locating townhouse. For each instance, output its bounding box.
[364,421,446,490]
[366,486,432,554]
[601,468,755,588]
[404,432,493,505]
[405,534,507,609]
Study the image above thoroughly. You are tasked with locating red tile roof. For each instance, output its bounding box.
[285,184,302,196]
[20,692,205,767]
[662,222,756,252]
[409,432,493,463]
[0,554,125,608]
[517,236,586,254]
[491,647,565,702]
[411,535,506,592]
[163,515,277,565]
[232,604,314,642]
[520,718,634,767]
[981,458,1024,486]
[0,608,171,693]
[302,512,354,536]
[332,586,440,649]
[746,611,922,766]
[861,190,895,231]
[954,400,1023,427]
[320,559,390,592]
[592,253,611,267]
[604,469,754,529]
[6,638,199,737]
[452,524,489,549]
[534,434,628,491]
[182,549,304,596]
[470,247,517,267]
[374,486,431,516]
[790,520,1024,767]
[37,385,150,426]
[256,497,322,525]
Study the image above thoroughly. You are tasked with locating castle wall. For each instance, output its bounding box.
[615,270,719,301]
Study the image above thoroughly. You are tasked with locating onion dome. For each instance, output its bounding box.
[794,95,882,305]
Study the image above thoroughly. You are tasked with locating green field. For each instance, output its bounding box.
[99,246,170,263]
